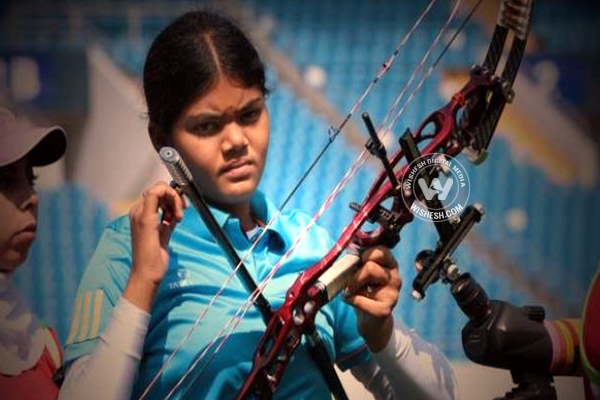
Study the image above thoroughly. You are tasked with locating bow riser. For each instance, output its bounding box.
[238,66,505,399]
[235,310,301,400]
[236,0,534,397]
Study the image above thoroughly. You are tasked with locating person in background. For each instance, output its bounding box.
[59,10,458,400]
[582,265,600,399]
[0,106,67,400]
[549,264,600,400]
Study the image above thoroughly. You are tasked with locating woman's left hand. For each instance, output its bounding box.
[343,245,401,352]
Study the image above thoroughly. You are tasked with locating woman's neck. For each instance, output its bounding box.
[214,201,255,231]
[238,213,256,231]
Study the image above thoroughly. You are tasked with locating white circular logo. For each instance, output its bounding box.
[401,153,470,222]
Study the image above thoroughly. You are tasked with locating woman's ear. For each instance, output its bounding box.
[149,121,169,151]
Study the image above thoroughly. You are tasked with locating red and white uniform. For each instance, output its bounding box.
[0,274,63,400]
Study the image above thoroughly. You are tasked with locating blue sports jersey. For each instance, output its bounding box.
[64,191,369,399]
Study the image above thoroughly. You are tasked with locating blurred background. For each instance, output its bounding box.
[1,0,599,398]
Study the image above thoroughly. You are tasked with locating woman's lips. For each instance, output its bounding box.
[22,223,37,234]
[221,161,254,180]
[13,224,37,245]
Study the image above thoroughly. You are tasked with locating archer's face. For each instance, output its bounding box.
[0,158,38,274]
[171,75,270,215]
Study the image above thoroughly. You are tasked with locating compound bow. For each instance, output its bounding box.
[235,0,534,398]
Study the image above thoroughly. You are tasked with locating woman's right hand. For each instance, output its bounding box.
[123,181,187,312]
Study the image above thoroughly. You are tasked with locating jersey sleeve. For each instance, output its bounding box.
[63,219,132,365]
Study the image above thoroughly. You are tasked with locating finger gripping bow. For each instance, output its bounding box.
[237,0,533,398]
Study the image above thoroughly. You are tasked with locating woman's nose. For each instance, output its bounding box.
[21,188,39,211]
[222,122,248,152]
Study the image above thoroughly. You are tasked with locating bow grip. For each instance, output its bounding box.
[311,252,362,305]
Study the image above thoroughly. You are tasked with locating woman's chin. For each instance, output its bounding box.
[0,254,27,275]
[222,183,257,201]
[211,190,255,211]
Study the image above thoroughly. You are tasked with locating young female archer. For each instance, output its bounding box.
[59,10,458,400]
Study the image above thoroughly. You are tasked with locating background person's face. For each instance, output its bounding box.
[171,76,270,214]
[0,158,38,274]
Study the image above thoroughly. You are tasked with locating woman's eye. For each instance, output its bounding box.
[0,164,36,192]
[27,168,38,186]
[238,108,262,125]
[193,121,221,136]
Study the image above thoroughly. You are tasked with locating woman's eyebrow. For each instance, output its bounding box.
[185,112,221,123]
[240,97,265,110]
[180,114,219,133]
[185,97,265,122]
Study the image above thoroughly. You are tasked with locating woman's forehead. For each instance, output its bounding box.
[185,78,264,114]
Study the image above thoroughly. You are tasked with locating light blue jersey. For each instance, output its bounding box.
[64,191,369,399]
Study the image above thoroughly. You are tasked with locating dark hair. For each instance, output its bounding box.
[143,10,268,136]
